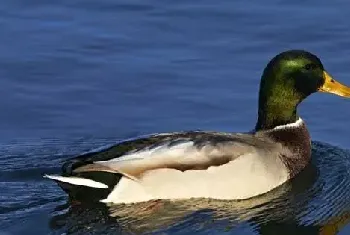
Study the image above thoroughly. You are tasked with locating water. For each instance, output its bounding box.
[1,0,350,234]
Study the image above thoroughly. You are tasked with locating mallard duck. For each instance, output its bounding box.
[45,50,350,204]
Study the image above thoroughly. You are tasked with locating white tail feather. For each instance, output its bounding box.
[44,174,108,189]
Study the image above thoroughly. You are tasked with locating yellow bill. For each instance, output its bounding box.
[318,71,350,97]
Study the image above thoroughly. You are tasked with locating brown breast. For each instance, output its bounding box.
[263,122,312,178]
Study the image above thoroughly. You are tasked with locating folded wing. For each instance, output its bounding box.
[72,131,277,180]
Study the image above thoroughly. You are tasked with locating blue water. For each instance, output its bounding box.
[1,0,350,234]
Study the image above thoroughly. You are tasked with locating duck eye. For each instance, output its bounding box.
[304,64,315,70]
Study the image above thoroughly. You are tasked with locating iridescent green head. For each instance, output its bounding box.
[255,50,350,131]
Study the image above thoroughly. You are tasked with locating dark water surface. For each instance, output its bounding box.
[1,0,350,234]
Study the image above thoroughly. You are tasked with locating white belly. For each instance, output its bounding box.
[101,153,289,204]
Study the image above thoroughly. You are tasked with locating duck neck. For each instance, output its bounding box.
[254,67,304,131]
[255,101,298,131]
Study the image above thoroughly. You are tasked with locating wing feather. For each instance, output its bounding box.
[73,132,278,180]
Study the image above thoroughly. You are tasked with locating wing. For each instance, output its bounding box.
[70,131,278,180]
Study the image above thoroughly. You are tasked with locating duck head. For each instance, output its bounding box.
[255,50,350,131]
